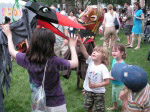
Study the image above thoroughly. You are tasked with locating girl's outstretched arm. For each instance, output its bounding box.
[68,36,78,69]
[78,39,89,60]
[2,24,18,58]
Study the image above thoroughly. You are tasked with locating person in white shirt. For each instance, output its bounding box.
[103,4,120,48]
[78,39,110,112]
[50,6,69,57]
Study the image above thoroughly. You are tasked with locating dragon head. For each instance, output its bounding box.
[78,5,104,34]
[25,1,85,40]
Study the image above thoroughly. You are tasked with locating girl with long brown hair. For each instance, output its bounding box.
[2,24,78,112]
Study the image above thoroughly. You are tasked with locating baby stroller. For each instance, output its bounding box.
[143,13,150,42]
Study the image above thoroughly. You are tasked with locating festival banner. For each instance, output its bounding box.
[0,0,25,24]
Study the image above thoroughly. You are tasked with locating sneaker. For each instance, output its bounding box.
[134,46,140,49]
[100,38,104,40]
[107,107,118,111]
[125,44,130,46]
[117,38,120,42]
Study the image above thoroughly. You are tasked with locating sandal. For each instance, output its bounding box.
[126,45,133,48]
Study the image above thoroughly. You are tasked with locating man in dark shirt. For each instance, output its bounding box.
[124,2,133,46]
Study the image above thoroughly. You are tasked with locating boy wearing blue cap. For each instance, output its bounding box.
[111,63,150,112]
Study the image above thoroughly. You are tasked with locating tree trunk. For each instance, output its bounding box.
[90,0,98,5]
[76,0,83,9]
[64,0,76,14]
[140,0,145,8]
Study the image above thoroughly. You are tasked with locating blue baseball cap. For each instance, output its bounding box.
[111,63,148,92]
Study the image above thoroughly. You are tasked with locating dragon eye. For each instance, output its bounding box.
[43,8,49,12]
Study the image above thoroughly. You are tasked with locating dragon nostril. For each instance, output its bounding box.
[43,8,48,12]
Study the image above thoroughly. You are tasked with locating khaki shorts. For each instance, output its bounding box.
[103,26,117,47]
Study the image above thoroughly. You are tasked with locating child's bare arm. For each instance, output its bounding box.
[89,79,110,88]
[68,36,79,69]
[78,39,89,60]
[119,87,128,100]
[2,24,18,58]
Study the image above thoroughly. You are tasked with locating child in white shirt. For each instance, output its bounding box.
[78,39,110,112]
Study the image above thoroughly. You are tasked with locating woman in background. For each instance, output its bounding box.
[103,4,120,48]
[127,2,144,49]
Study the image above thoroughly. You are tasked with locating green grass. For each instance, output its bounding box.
[4,30,150,112]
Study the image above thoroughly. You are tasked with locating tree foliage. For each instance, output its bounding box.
[98,0,130,5]
[22,0,61,6]
[22,0,131,6]
[40,0,61,6]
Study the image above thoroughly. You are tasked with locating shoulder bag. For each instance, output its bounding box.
[32,60,49,112]
[114,13,119,30]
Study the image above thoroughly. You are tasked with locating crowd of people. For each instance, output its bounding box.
[1,1,150,112]
[102,2,145,49]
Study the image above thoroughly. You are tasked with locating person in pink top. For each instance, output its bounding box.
[68,10,78,37]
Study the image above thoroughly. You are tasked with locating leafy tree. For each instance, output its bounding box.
[40,0,61,6]
[22,0,59,6]
[98,0,130,5]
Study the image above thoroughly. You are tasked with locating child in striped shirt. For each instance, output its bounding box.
[111,63,150,112]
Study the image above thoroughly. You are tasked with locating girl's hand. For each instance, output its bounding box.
[2,24,12,38]
[135,16,141,19]
[89,81,97,88]
[68,34,79,69]
[68,35,78,47]
[109,75,115,80]
[2,24,18,58]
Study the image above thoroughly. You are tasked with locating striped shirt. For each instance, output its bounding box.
[127,84,150,112]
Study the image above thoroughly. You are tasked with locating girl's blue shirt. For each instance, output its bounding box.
[111,58,125,85]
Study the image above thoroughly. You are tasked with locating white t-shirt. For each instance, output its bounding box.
[104,12,120,27]
[83,56,110,93]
